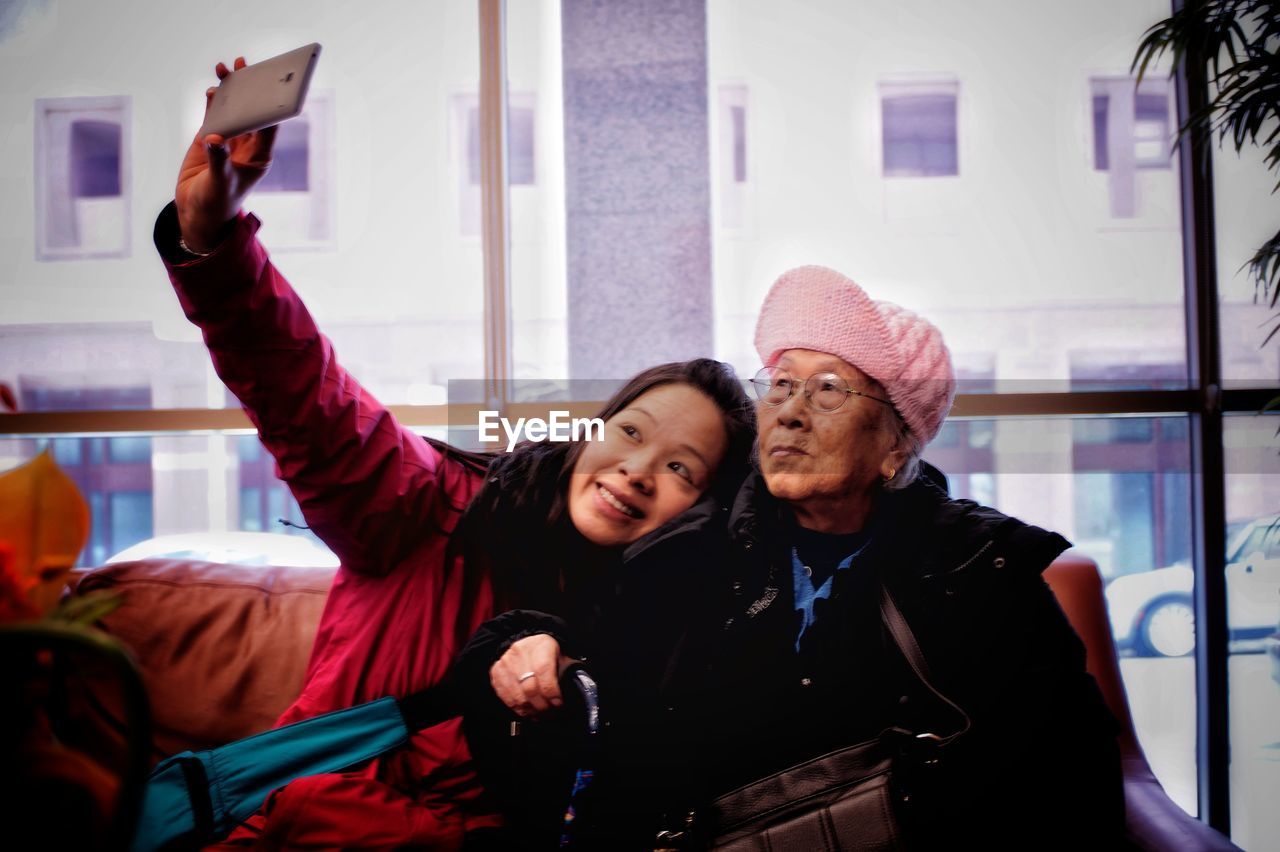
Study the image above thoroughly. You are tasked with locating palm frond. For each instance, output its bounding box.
[1138,0,1280,315]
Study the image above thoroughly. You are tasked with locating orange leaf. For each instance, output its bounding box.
[0,450,90,614]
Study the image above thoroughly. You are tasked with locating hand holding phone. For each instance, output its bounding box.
[200,43,321,139]
[173,45,321,253]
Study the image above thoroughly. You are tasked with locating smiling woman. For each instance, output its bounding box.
[567,383,729,548]
[144,52,760,846]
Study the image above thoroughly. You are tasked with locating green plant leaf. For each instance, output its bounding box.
[48,589,123,627]
[1137,0,1280,315]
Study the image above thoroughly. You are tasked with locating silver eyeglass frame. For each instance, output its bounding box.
[750,366,897,414]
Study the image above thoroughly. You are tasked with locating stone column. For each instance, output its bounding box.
[561,0,712,380]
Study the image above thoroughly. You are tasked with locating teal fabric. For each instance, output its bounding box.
[131,696,410,852]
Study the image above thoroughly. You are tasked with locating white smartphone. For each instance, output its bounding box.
[199,43,322,139]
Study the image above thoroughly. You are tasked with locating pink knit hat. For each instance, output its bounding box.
[754,265,956,445]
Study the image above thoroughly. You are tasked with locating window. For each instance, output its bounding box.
[4,3,1276,841]
[453,91,536,236]
[467,100,535,185]
[236,434,309,538]
[1092,78,1172,171]
[1090,77,1174,218]
[716,84,749,229]
[246,90,333,249]
[922,363,996,503]
[880,81,958,178]
[17,384,153,566]
[257,118,310,192]
[35,96,130,260]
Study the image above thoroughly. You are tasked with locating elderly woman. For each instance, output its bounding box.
[463,266,1124,849]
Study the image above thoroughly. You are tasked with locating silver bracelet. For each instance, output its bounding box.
[177,235,215,258]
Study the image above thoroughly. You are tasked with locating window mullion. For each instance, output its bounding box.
[478,0,513,415]
[1172,0,1231,831]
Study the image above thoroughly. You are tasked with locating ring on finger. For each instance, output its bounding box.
[518,671,537,683]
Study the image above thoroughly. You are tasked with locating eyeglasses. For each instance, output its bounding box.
[750,367,896,414]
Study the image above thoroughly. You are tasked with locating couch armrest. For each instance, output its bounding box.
[69,558,335,763]
[1123,758,1241,851]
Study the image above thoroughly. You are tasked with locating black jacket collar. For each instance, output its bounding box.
[726,468,1071,585]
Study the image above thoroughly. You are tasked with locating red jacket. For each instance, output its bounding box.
[159,205,500,849]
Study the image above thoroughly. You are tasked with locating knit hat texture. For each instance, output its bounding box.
[754,265,956,445]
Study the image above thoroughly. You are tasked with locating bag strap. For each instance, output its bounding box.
[177,755,215,842]
[878,582,971,746]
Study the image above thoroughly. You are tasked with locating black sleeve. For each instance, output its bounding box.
[932,573,1126,846]
[454,609,583,696]
[455,610,592,844]
[153,201,235,265]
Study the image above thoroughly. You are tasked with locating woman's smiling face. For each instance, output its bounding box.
[567,382,729,548]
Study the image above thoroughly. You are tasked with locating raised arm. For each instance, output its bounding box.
[157,59,478,574]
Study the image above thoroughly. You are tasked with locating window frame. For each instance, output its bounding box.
[878,78,960,179]
[33,95,132,261]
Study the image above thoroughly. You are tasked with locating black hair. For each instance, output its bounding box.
[433,358,756,640]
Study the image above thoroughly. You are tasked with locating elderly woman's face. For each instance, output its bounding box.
[757,349,901,510]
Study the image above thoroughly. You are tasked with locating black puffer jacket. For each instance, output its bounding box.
[458,471,1125,849]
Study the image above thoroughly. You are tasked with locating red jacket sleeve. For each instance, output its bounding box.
[155,203,475,575]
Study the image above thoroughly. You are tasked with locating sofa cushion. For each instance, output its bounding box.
[73,559,334,762]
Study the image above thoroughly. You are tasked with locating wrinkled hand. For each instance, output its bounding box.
[489,634,577,719]
[175,57,278,252]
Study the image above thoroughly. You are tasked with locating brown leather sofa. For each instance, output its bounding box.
[70,559,334,762]
[68,555,1239,849]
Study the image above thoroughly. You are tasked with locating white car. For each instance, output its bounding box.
[106,531,340,568]
[1106,516,1280,658]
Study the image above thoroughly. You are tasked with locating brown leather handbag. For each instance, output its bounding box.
[698,583,972,852]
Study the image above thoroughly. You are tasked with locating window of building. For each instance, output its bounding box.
[235,434,309,538]
[467,100,535,185]
[1093,77,1172,171]
[1090,76,1174,219]
[34,96,130,260]
[880,81,958,178]
[246,90,333,249]
[257,118,310,192]
[453,92,536,236]
[716,84,748,229]
[18,384,152,566]
[922,362,996,503]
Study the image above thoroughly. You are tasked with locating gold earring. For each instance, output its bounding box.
[884,467,897,483]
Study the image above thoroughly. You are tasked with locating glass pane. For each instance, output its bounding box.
[109,492,153,556]
[0,1,482,407]
[1215,72,1280,389]
[70,120,122,198]
[709,0,1187,389]
[1225,414,1280,849]
[239,486,262,531]
[923,414,1196,812]
[508,0,570,382]
[34,98,130,258]
[256,118,309,192]
[0,433,339,568]
[882,91,958,178]
[108,436,151,464]
[51,437,82,466]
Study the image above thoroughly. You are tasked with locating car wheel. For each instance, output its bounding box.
[1140,597,1196,658]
